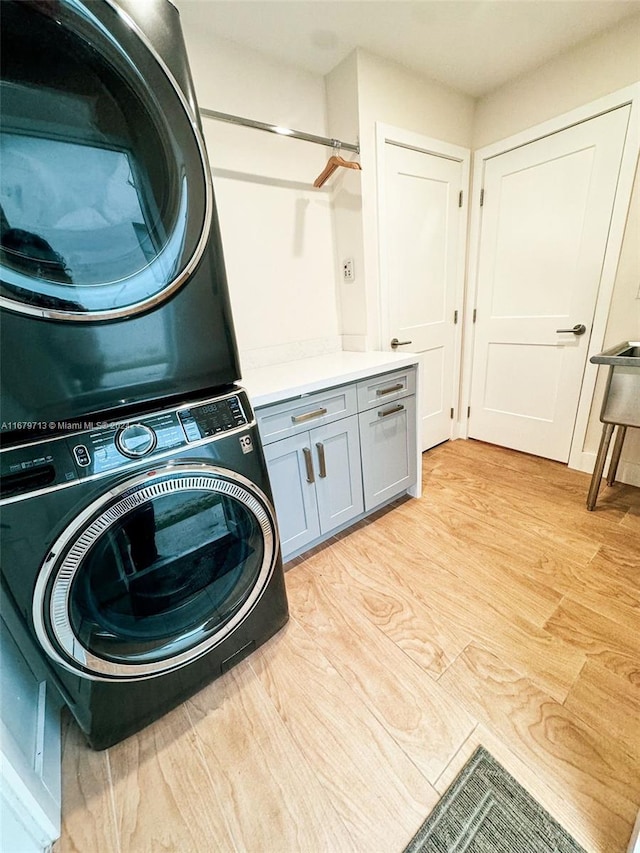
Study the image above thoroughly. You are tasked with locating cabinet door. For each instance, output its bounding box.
[312,415,364,534]
[263,433,320,559]
[359,396,417,511]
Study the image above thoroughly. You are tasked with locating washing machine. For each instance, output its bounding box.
[0,0,241,442]
[0,388,289,749]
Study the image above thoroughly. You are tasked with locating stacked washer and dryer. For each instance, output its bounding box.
[0,0,288,749]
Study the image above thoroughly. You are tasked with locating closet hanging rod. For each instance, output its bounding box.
[200,108,360,154]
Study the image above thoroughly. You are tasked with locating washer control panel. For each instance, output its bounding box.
[0,391,251,500]
[68,411,185,477]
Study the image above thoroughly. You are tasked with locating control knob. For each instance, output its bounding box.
[115,423,157,458]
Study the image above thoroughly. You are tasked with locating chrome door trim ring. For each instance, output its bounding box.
[0,0,213,322]
[33,463,277,681]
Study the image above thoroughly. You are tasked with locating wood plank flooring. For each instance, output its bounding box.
[54,439,640,853]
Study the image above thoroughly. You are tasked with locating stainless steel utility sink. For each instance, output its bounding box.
[590,340,640,367]
[590,341,640,426]
[587,341,639,509]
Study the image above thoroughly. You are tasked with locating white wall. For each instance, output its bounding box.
[474,14,640,479]
[584,161,640,479]
[176,21,342,371]
[473,15,640,149]
[325,52,367,351]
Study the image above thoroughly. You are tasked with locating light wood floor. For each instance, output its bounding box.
[55,439,640,853]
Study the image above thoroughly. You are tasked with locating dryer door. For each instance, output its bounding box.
[33,465,278,680]
[0,0,211,320]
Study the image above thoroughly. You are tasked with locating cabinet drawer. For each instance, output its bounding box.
[357,367,416,411]
[256,385,357,445]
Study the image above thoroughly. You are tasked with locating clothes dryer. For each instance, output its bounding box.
[0,388,288,749]
[0,0,240,442]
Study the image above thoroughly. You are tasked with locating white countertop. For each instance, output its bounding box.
[241,351,419,408]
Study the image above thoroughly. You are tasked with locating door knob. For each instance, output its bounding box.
[556,324,586,336]
[390,338,413,349]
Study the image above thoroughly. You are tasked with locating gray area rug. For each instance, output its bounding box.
[403,746,587,853]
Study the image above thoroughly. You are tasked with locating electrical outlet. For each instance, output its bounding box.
[343,258,354,282]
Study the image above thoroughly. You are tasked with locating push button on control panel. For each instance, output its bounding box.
[178,409,202,442]
[73,445,91,467]
[228,397,246,426]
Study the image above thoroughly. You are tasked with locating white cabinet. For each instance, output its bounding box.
[310,416,364,532]
[263,432,320,555]
[256,364,418,561]
[357,368,418,511]
[263,415,363,558]
[359,395,417,510]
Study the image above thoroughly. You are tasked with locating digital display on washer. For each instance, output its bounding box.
[179,396,247,441]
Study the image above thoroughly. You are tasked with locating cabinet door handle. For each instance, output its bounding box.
[378,404,405,418]
[376,383,404,396]
[292,407,328,424]
[316,442,327,478]
[302,447,315,483]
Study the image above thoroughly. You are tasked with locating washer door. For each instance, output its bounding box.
[34,465,277,680]
[0,0,211,320]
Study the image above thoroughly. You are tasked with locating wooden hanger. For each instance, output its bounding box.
[313,153,362,188]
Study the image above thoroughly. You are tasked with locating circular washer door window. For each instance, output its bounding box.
[0,0,211,320]
[34,466,277,680]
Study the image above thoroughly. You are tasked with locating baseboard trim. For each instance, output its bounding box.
[571,450,640,488]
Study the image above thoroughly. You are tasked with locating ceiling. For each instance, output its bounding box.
[174,0,640,98]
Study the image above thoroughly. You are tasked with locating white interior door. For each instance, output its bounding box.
[384,142,466,451]
[469,106,631,462]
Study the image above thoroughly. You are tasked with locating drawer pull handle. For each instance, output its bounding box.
[378,404,404,418]
[316,442,327,478]
[302,447,315,483]
[292,407,328,424]
[376,383,404,396]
